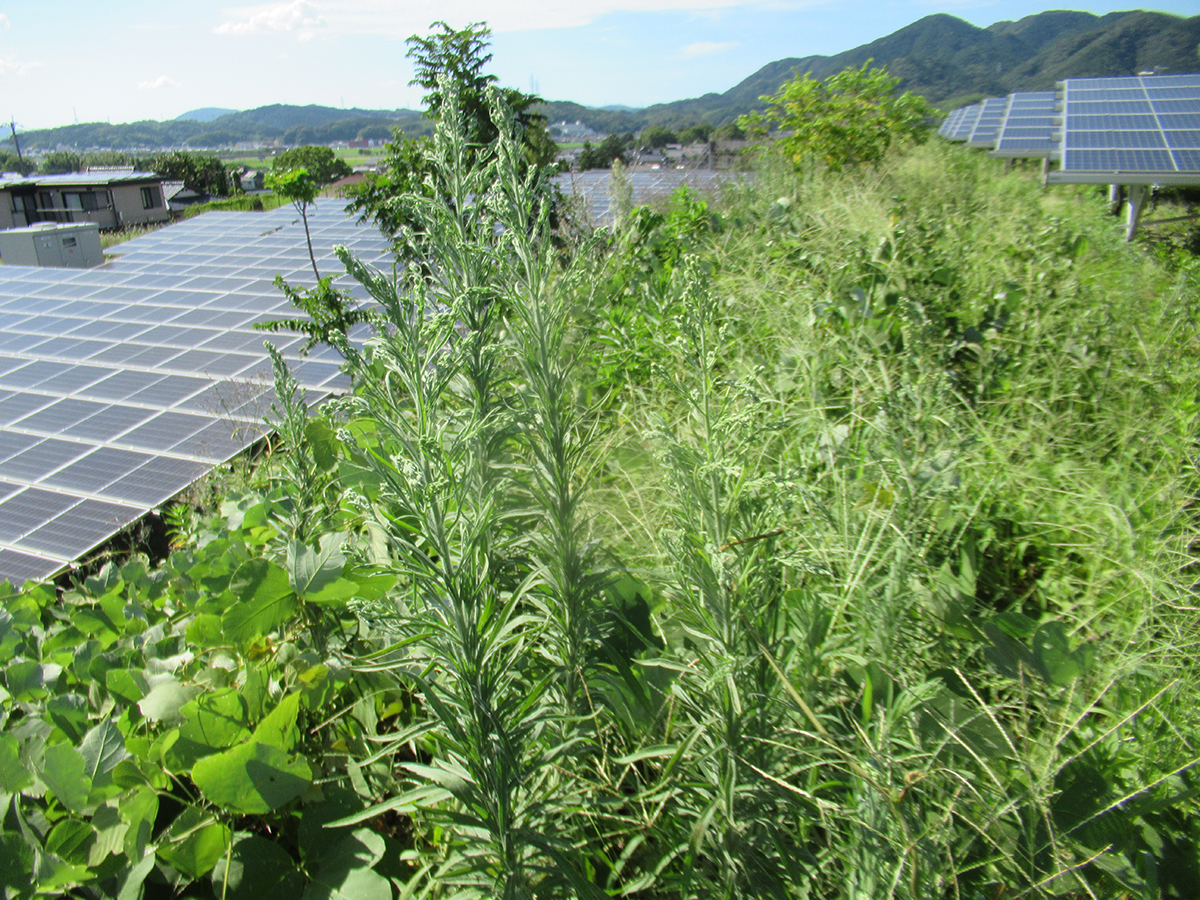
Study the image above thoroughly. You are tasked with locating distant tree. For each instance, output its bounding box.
[739,60,934,171]
[81,150,136,168]
[713,122,746,141]
[272,145,352,185]
[577,133,629,170]
[641,125,677,149]
[149,150,231,195]
[677,123,714,144]
[356,124,394,141]
[0,151,36,176]
[39,151,82,174]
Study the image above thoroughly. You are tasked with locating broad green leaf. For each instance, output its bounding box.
[87,803,128,867]
[287,533,348,597]
[305,418,340,471]
[45,818,96,865]
[253,691,300,752]
[212,833,305,900]
[179,688,251,750]
[1033,621,1091,686]
[79,720,127,786]
[302,863,391,900]
[302,830,389,900]
[157,807,230,880]
[137,677,200,724]
[6,659,59,702]
[0,830,34,893]
[185,613,224,647]
[47,694,90,743]
[32,851,91,892]
[222,558,297,643]
[121,787,159,861]
[114,852,155,900]
[106,668,148,705]
[191,740,312,814]
[0,734,31,792]
[40,742,92,812]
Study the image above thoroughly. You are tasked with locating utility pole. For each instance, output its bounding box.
[9,118,21,160]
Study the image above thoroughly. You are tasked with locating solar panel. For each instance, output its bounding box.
[939,107,967,139]
[990,92,1059,158]
[1049,73,1200,183]
[947,104,983,141]
[552,170,745,227]
[967,98,1010,147]
[0,201,389,585]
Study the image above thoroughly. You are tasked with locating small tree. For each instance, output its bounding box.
[271,145,352,186]
[578,133,628,170]
[739,60,934,171]
[640,125,676,149]
[267,167,321,281]
[38,150,81,174]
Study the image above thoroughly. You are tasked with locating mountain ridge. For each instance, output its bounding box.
[9,9,1199,151]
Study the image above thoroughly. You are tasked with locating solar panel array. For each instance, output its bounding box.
[553,170,746,225]
[0,203,387,585]
[967,97,1011,147]
[1052,73,1200,182]
[946,104,983,141]
[991,92,1058,157]
[939,73,1200,183]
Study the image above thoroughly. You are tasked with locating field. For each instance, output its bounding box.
[217,147,384,171]
[1,113,1198,900]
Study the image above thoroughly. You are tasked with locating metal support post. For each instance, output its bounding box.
[1125,184,1147,241]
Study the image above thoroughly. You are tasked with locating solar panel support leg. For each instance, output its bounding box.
[1108,184,1122,216]
[1041,158,1050,186]
[1125,184,1147,242]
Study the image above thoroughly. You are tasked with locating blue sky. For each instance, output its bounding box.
[1,1,1197,130]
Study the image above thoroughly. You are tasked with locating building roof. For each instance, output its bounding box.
[0,171,164,189]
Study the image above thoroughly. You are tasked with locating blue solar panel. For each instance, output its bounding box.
[1071,115,1157,130]
[991,91,1058,158]
[1066,130,1166,149]
[1175,149,1200,169]
[1052,73,1200,179]
[1166,131,1200,148]
[968,98,1009,146]
[948,104,982,141]
[1159,114,1200,129]
[1064,149,1174,171]
[1144,88,1200,101]
[1066,100,1154,115]
[939,107,966,138]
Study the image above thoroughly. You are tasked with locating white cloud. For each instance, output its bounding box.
[216,0,817,38]
[0,54,41,77]
[138,75,182,90]
[680,40,739,58]
[0,13,9,30]
[215,0,327,37]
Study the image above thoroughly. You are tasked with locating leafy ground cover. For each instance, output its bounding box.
[2,89,1199,900]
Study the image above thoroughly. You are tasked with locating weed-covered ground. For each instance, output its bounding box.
[1,116,1197,900]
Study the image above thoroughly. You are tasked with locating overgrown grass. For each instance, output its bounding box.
[2,110,1198,900]
[179,191,289,218]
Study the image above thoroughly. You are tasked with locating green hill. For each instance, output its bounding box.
[9,9,1199,150]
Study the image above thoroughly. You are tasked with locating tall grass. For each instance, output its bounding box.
[298,111,1200,897]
